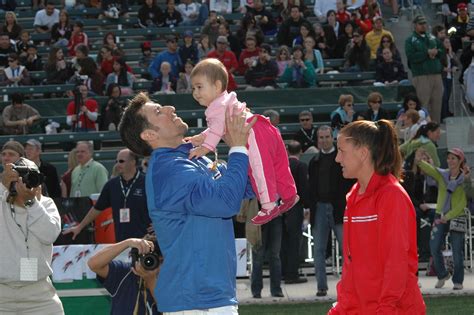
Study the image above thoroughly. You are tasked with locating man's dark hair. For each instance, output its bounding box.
[119,93,154,157]
[11,93,23,105]
[287,140,302,155]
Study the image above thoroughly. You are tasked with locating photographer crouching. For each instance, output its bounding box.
[87,236,162,315]
[0,141,64,314]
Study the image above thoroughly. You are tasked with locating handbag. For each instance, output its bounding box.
[449,215,467,233]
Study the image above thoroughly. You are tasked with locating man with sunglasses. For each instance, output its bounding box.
[65,148,151,242]
[293,110,318,153]
[149,34,182,80]
[365,16,393,59]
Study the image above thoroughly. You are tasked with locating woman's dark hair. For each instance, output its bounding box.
[402,93,421,112]
[431,25,445,38]
[119,92,154,156]
[103,32,116,45]
[75,43,89,56]
[343,21,356,35]
[326,9,336,19]
[78,57,98,75]
[107,82,122,97]
[11,92,23,104]
[413,122,440,140]
[339,120,402,179]
[47,47,61,66]
[114,58,129,86]
[240,13,256,31]
[378,34,395,50]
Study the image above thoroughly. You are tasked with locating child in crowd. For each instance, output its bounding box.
[139,41,154,80]
[187,58,298,225]
[177,59,194,93]
[68,21,88,57]
[16,30,33,59]
[336,0,350,24]
[150,61,177,94]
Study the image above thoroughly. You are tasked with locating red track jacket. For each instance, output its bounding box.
[328,173,425,315]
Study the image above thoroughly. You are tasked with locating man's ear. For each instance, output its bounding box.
[140,129,157,142]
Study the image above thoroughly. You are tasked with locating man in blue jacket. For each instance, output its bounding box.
[119,92,255,314]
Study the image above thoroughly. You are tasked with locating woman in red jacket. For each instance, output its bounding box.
[328,120,425,315]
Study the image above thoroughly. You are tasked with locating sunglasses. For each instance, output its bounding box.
[8,59,15,62]
[116,159,128,164]
[353,34,361,37]
[300,118,311,122]
[371,101,382,104]
[382,40,391,43]
[345,103,353,107]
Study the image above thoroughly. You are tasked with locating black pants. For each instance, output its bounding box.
[280,203,304,280]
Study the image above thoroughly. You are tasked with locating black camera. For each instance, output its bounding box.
[9,158,45,196]
[130,246,161,271]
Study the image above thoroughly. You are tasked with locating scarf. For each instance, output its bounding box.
[438,168,464,214]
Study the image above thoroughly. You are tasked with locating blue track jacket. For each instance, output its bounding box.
[146,143,253,312]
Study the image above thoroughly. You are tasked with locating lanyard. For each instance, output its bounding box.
[75,164,91,193]
[10,203,30,257]
[119,171,140,208]
[300,127,315,143]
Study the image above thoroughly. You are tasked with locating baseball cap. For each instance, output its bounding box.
[25,139,42,150]
[165,34,178,42]
[457,3,467,10]
[373,15,383,22]
[260,44,272,54]
[184,30,193,37]
[2,140,25,157]
[216,36,228,44]
[448,148,465,162]
[413,15,427,24]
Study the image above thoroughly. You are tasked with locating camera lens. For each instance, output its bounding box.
[141,253,159,270]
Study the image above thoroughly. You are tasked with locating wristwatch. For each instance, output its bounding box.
[24,198,36,207]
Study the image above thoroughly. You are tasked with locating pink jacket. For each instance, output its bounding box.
[202,91,248,151]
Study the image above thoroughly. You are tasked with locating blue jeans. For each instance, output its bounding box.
[313,202,343,291]
[251,216,283,296]
[430,216,465,285]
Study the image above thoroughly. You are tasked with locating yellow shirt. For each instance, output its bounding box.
[365,29,394,59]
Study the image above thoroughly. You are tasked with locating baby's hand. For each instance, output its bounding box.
[189,146,211,159]
[185,134,206,146]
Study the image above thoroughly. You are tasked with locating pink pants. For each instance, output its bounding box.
[246,115,297,204]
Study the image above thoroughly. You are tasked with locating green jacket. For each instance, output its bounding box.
[399,136,440,167]
[418,161,467,220]
[279,60,316,87]
[405,31,444,77]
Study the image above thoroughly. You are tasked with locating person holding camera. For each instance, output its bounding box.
[0,144,64,314]
[87,237,160,315]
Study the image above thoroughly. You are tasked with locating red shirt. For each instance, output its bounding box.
[100,56,133,77]
[237,48,260,75]
[66,98,98,130]
[68,32,88,57]
[336,10,351,25]
[328,173,425,315]
[207,50,238,91]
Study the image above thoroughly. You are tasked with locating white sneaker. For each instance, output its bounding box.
[435,274,451,289]
[453,283,463,290]
[389,16,399,23]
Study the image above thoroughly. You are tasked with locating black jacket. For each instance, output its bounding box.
[293,127,317,153]
[40,160,61,199]
[244,59,279,87]
[277,17,308,47]
[344,41,371,71]
[359,107,391,121]
[289,157,308,207]
[138,4,164,27]
[375,59,408,83]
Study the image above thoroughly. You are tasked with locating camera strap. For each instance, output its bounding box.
[9,202,30,258]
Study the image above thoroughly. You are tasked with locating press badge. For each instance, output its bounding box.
[20,258,38,281]
[74,190,81,197]
[120,208,130,223]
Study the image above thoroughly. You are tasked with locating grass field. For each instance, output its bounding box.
[239,296,474,315]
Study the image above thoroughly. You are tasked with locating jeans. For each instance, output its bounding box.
[442,77,453,120]
[430,216,465,285]
[313,202,343,291]
[280,203,304,280]
[251,216,283,296]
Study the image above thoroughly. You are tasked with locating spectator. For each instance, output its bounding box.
[395,109,423,143]
[0,0,16,12]
[149,34,182,79]
[279,45,315,88]
[405,15,444,123]
[60,148,78,197]
[292,21,315,47]
[177,59,194,93]
[281,0,310,19]
[441,37,459,120]
[323,10,341,58]
[101,0,129,19]
[100,83,125,130]
[162,0,182,28]
[1,52,31,87]
[432,24,447,42]
[106,58,134,95]
[293,110,317,153]
[138,0,164,28]
[73,43,89,63]
[139,41,154,77]
[69,141,108,197]
[335,0,350,25]
[207,36,239,91]
[102,32,124,59]
[99,45,116,77]
[68,21,88,57]
[250,0,277,35]
[277,6,307,47]
[374,47,409,86]
[66,84,99,132]
[176,0,201,26]
[396,93,431,124]
[334,21,355,58]
[275,45,291,76]
[197,36,212,62]
[33,1,59,34]
[358,91,390,121]
[244,43,279,89]
[281,140,308,284]
[2,11,22,40]
[210,0,231,14]
[44,47,74,84]
[24,139,61,199]
[51,9,72,47]
[375,34,402,63]
[238,35,260,75]
[308,125,354,297]
[217,22,240,58]
[313,0,336,23]
[415,148,467,290]
[365,16,393,59]
[263,109,280,127]
[313,23,330,58]
[16,30,33,59]
[331,94,355,138]
[459,30,474,84]
[400,122,441,168]
[343,28,370,72]
[201,10,221,47]
[449,3,470,52]
[178,30,199,69]
[22,44,43,74]
[67,149,152,242]
[2,93,40,135]
[0,32,15,67]
[87,237,160,314]
[150,61,177,94]
[351,6,373,34]
[76,57,105,96]
[302,35,324,74]
[236,14,265,49]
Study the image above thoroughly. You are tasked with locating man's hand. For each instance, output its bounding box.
[189,146,211,159]
[223,106,257,148]
[127,238,154,255]
[15,177,41,204]
[80,106,88,113]
[63,225,83,239]
[1,163,19,190]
